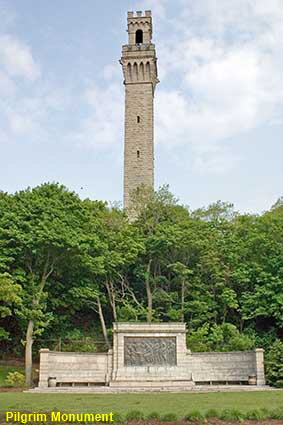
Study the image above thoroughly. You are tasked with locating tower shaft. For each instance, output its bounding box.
[121,10,158,212]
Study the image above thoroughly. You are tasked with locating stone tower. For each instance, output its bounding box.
[120,10,159,212]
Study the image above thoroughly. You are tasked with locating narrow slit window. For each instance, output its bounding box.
[137,150,140,158]
[137,116,140,123]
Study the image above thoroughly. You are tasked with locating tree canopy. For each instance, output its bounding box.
[1,183,283,386]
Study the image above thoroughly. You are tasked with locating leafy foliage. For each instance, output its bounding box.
[5,371,26,387]
[125,410,144,421]
[265,339,283,387]
[187,323,255,352]
[1,184,283,387]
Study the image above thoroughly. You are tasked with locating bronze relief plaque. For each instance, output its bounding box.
[124,337,176,366]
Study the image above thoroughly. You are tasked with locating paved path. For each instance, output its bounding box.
[27,385,280,394]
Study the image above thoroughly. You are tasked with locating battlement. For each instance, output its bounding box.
[127,10,151,18]
[126,10,153,45]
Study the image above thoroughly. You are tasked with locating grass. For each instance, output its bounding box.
[0,391,282,417]
[0,365,24,387]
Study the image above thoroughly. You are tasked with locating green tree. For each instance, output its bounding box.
[265,340,283,387]
[0,273,22,340]
[191,201,238,222]
[0,183,105,387]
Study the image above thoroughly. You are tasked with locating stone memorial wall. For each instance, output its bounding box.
[37,322,265,390]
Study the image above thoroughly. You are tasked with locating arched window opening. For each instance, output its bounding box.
[140,62,144,80]
[137,116,140,123]
[135,29,143,44]
[127,63,132,81]
[137,150,140,158]
[146,61,150,79]
[133,62,138,81]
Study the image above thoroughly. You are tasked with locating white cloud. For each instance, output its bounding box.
[155,90,189,145]
[180,0,283,38]
[0,34,40,81]
[103,63,121,81]
[0,70,15,96]
[155,89,243,174]
[73,0,282,175]
[0,30,71,144]
[74,81,123,149]
[40,0,281,179]
[149,0,283,174]
[2,0,280,181]
[133,0,169,20]
[0,32,43,143]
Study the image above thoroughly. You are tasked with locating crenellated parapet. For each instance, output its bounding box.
[121,11,159,91]
[126,11,152,45]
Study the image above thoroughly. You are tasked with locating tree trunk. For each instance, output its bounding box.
[97,296,110,349]
[25,319,34,388]
[181,278,185,322]
[222,306,227,324]
[105,280,117,321]
[24,271,52,389]
[24,258,54,389]
[145,260,152,323]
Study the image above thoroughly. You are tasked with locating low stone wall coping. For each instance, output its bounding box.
[48,351,108,356]
[113,322,186,332]
[191,350,262,355]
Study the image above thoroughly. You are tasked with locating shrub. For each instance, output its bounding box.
[5,371,25,387]
[147,411,161,420]
[219,409,243,420]
[161,412,178,422]
[184,410,204,421]
[60,329,98,353]
[187,323,255,352]
[204,409,218,418]
[244,409,265,420]
[265,339,283,387]
[125,410,144,421]
[269,408,283,420]
[111,413,124,423]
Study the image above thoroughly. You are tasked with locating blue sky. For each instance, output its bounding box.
[0,0,282,213]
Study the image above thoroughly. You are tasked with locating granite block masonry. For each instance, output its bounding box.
[121,11,159,215]
[37,322,265,390]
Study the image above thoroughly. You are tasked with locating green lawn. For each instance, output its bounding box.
[0,391,282,417]
[0,365,24,387]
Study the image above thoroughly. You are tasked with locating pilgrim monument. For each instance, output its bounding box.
[120,10,159,210]
[33,11,266,392]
